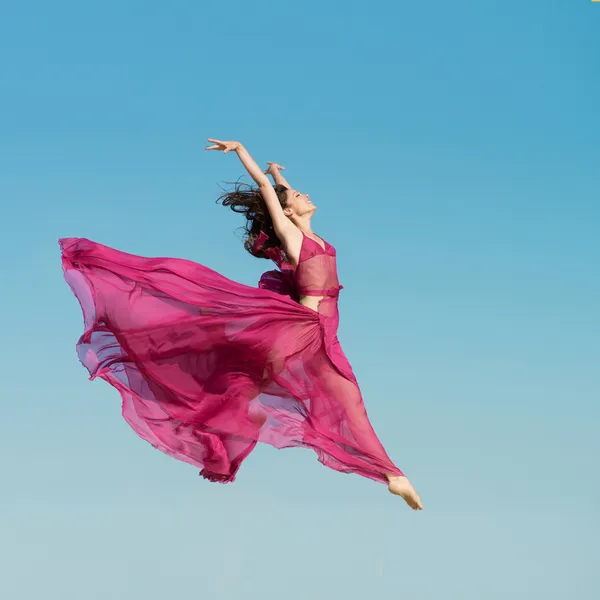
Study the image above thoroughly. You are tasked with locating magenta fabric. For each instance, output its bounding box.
[59,235,403,484]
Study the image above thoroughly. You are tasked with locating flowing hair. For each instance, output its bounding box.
[217,181,290,258]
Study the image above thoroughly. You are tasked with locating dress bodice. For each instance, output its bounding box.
[253,230,343,300]
[294,233,342,297]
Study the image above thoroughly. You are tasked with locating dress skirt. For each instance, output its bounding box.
[59,238,403,483]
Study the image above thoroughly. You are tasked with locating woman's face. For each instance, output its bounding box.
[284,189,316,217]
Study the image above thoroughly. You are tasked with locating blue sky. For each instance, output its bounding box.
[1,1,599,598]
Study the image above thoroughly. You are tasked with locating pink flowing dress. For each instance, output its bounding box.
[59,233,403,484]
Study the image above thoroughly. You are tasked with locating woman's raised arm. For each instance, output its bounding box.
[206,139,297,241]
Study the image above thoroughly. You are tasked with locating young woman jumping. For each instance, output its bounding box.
[59,139,423,510]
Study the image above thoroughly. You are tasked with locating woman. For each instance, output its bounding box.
[59,139,422,510]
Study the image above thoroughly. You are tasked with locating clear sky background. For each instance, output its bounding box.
[1,1,598,598]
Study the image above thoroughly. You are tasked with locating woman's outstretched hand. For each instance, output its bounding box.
[206,139,241,154]
[206,139,270,188]
[264,162,285,175]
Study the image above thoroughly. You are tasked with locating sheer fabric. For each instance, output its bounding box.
[59,234,403,484]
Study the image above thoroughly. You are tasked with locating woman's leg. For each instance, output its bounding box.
[304,348,423,509]
[197,374,262,482]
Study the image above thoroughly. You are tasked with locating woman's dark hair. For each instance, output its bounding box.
[217,181,290,258]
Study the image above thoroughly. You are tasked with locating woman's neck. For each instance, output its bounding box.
[292,215,313,233]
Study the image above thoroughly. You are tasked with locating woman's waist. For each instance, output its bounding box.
[298,294,340,324]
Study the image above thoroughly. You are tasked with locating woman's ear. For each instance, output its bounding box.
[283,206,293,217]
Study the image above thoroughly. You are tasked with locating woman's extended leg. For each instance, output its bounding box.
[304,347,423,509]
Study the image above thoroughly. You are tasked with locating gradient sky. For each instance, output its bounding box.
[1,1,599,599]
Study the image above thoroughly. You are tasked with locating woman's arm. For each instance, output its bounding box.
[206,139,299,243]
[265,162,292,189]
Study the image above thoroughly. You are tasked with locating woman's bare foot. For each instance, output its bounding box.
[386,475,423,510]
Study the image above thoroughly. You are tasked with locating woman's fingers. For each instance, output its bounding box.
[206,138,226,151]
[206,138,240,154]
[206,138,231,152]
